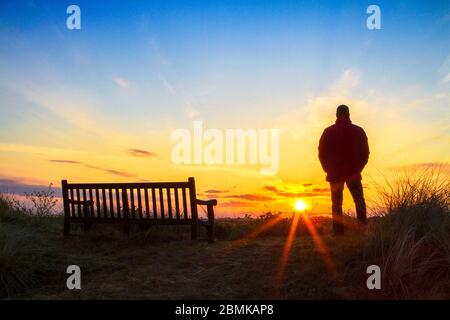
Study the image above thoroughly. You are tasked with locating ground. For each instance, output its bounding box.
[5,216,370,299]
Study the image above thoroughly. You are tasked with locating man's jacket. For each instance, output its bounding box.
[318,115,369,182]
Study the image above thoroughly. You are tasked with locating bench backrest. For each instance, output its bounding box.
[61,177,198,222]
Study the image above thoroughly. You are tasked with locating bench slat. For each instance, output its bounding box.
[76,189,82,217]
[115,188,121,219]
[101,189,107,218]
[95,189,100,218]
[182,188,188,219]
[144,188,150,219]
[159,188,164,219]
[137,188,143,219]
[82,189,87,217]
[69,188,75,217]
[151,188,157,220]
[175,187,180,220]
[167,188,172,220]
[108,188,114,219]
[89,189,94,218]
[130,188,136,219]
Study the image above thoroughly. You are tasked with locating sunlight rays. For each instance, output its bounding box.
[272,211,342,297]
[274,213,300,289]
[242,215,283,240]
[210,215,285,265]
[302,214,338,278]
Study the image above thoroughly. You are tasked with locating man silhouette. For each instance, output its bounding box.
[318,105,369,235]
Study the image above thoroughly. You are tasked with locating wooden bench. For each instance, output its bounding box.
[61,177,217,242]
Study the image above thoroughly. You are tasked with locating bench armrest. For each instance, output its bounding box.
[195,198,217,243]
[196,199,217,206]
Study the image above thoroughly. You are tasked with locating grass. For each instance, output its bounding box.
[0,168,449,299]
[351,168,450,299]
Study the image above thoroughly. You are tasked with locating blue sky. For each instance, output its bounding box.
[1,1,448,125]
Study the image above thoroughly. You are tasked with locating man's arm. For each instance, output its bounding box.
[359,129,370,171]
[318,129,329,172]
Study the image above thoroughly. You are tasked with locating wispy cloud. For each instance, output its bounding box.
[330,68,361,95]
[84,164,141,179]
[224,194,274,201]
[204,189,228,194]
[127,148,157,158]
[112,76,130,89]
[263,184,328,198]
[10,82,135,146]
[220,200,254,207]
[0,143,87,157]
[49,159,81,164]
[50,160,143,180]
[441,72,450,83]
[160,76,176,96]
[0,177,61,196]
[388,162,450,172]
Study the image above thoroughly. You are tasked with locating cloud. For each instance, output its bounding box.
[127,148,157,158]
[204,189,228,194]
[388,162,450,172]
[224,194,274,201]
[11,83,135,145]
[263,186,277,192]
[50,159,143,180]
[441,72,450,83]
[103,168,137,178]
[330,68,361,95]
[0,143,87,157]
[160,76,176,96]
[220,200,255,207]
[412,162,449,169]
[185,106,199,120]
[0,178,61,197]
[263,184,329,198]
[49,159,81,164]
[83,164,140,179]
[112,76,130,89]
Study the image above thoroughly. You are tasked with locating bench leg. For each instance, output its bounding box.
[207,204,215,243]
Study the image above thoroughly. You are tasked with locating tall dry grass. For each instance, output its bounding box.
[355,166,450,299]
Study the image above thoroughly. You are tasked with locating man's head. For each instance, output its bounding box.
[336,104,350,117]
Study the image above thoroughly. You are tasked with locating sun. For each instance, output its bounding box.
[294,199,308,212]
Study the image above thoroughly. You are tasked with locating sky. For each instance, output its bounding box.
[0,0,449,217]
